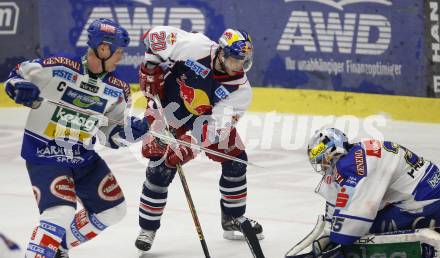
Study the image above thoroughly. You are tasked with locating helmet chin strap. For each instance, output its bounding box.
[93,48,113,73]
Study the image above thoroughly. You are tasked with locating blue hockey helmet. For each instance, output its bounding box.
[218,29,254,72]
[307,128,349,175]
[87,18,130,54]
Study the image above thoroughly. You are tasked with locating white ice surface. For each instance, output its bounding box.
[1,108,440,258]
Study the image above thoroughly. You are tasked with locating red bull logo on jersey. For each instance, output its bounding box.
[177,77,212,115]
[184,59,211,78]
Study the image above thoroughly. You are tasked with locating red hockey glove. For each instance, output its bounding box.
[139,64,165,100]
[165,135,197,167]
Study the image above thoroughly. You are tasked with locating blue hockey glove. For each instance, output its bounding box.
[108,116,149,148]
[121,116,149,142]
[5,80,41,108]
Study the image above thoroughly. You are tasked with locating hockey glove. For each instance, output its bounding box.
[165,134,197,167]
[109,116,149,148]
[120,116,150,143]
[5,80,41,108]
[139,64,165,100]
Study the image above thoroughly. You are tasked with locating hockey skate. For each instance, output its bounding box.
[135,229,156,254]
[222,212,264,240]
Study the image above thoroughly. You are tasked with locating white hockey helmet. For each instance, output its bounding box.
[307,128,349,175]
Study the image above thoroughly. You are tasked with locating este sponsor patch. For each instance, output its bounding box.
[80,81,99,93]
[52,69,78,83]
[215,86,230,99]
[98,174,123,201]
[50,176,76,203]
[61,87,107,113]
[104,85,123,98]
[184,59,211,78]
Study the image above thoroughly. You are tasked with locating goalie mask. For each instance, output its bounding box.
[218,29,254,72]
[307,128,349,175]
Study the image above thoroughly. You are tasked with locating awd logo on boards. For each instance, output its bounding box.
[277,0,392,55]
[76,0,206,48]
[0,2,19,35]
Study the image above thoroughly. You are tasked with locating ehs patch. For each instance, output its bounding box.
[61,87,107,113]
[98,174,123,201]
[184,59,210,78]
[50,176,76,203]
[215,86,230,100]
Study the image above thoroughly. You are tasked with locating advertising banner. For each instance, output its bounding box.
[34,0,428,96]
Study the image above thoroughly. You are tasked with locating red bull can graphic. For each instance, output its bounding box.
[177,78,212,115]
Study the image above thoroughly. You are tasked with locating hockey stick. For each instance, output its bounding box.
[41,98,262,168]
[238,218,266,258]
[151,95,211,258]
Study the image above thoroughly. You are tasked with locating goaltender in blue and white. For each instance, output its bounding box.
[286,128,440,258]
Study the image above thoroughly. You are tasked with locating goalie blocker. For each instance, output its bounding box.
[285,215,440,258]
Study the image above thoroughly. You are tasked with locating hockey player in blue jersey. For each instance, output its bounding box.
[134,26,263,253]
[286,128,440,258]
[3,18,155,258]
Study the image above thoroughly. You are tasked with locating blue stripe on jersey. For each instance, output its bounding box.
[334,210,374,223]
[330,232,361,244]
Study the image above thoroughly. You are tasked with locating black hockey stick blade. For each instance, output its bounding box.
[240,220,265,258]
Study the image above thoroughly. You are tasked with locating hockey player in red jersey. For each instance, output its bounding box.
[135,26,263,253]
[4,19,153,258]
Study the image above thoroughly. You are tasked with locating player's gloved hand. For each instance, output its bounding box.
[108,116,149,148]
[139,64,165,100]
[120,116,150,143]
[165,135,197,167]
[5,80,41,108]
[311,236,342,258]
